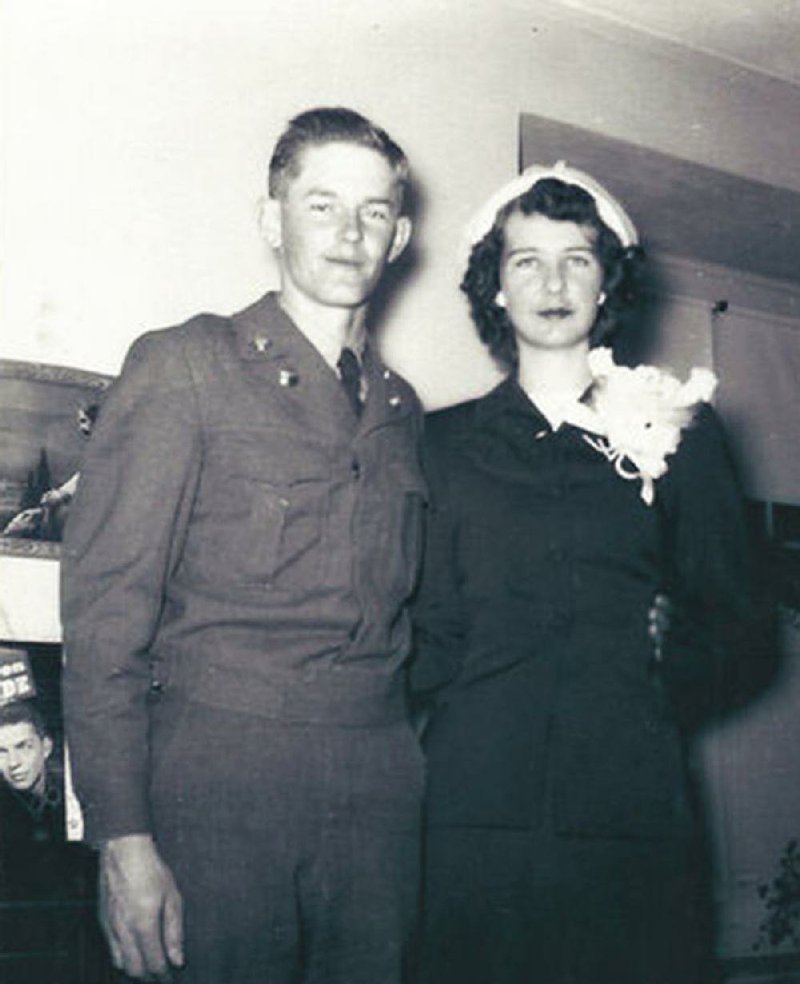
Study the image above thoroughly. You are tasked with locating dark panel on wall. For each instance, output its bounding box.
[520,113,800,287]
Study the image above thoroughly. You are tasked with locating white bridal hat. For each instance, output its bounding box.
[463,161,639,250]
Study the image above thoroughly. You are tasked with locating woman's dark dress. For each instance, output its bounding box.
[411,376,755,984]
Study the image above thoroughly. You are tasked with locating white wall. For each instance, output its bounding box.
[3,0,800,408]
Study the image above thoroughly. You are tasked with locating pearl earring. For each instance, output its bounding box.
[598,291,607,306]
[495,291,507,308]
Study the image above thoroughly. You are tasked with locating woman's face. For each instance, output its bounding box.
[498,210,604,355]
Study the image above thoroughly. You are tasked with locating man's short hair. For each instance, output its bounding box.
[0,699,49,740]
[268,107,409,208]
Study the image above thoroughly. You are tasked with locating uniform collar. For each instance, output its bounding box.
[475,374,602,435]
[230,292,414,430]
[475,375,549,428]
[232,292,314,365]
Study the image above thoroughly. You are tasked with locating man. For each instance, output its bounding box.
[62,107,425,984]
[0,699,65,894]
[0,700,53,797]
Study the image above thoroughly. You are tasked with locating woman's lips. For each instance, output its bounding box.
[538,306,573,318]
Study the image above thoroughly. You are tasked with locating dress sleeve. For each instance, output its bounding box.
[409,420,467,707]
[61,329,203,842]
[657,402,767,726]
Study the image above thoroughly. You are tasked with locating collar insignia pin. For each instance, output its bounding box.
[279,368,299,388]
[252,335,272,353]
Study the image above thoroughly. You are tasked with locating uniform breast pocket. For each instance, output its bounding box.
[182,429,330,589]
[253,473,329,585]
[401,485,427,592]
[375,468,428,603]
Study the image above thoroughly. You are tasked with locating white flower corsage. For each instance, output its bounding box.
[581,348,717,505]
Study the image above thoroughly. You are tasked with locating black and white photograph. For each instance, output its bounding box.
[2,2,800,983]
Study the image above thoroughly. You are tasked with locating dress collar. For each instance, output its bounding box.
[229,292,413,429]
[476,374,603,436]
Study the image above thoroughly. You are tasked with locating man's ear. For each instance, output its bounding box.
[258,196,283,250]
[387,216,412,264]
[42,735,53,762]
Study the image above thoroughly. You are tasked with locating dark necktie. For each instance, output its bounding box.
[337,347,363,417]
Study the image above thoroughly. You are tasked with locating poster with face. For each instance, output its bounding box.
[0,643,114,981]
[0,643,66,841]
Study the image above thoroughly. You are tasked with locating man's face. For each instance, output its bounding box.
[0,722,52,793]
[266,141,411,312]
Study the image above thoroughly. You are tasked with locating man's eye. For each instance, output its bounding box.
[309,201,332,213]
[567,254,590,267]
[363,206,390,222]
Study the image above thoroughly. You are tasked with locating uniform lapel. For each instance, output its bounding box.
[358,344,415,436]
[230,293,357,437]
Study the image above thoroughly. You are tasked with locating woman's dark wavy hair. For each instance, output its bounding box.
[461,177,643,371]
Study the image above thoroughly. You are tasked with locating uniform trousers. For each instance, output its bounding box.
[148,700,424,984]
[419,824,708,984]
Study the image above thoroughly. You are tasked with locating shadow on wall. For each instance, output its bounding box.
[610,257,675,368]
[368,175,427,348]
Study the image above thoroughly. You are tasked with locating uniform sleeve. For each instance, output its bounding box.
[409,421,467,706]
[658,403,768,726]
[61,330,203,842]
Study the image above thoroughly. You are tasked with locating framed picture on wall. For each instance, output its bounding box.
[0,359,112,558]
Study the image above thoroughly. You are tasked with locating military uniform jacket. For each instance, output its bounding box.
[411,375,754,839]
[62,293,426,842]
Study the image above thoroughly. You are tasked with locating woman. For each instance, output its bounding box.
[411,164,755,984]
